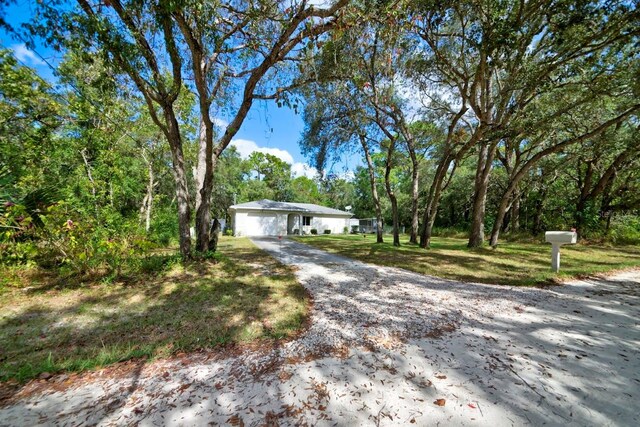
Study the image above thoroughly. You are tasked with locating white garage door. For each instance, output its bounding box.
[243,212,280,236]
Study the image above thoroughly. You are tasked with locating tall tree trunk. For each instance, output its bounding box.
[140,149,154,233]
[409,155,420,244]
[195,119,216,253]
[386,178,400,247]
[360,135,384,243]
[510,192,520,232]
[419,104,474,249]
[400,127,420,244]
[468,141,497,248]
[164,109,192,260]
[419,157,452,248]
[384,140,400,246]
[490,184,519,247]
[489,192,512,247]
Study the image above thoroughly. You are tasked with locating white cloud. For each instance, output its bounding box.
[212,117,229,128]
[231,138,294,163]
[291,162,318,179]
[230,138,317,178]
[338,170,355,181]
[11,43,45,66]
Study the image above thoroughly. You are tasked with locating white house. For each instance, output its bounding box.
[229,199,353,236]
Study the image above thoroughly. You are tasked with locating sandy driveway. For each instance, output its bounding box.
[1,237,638,426]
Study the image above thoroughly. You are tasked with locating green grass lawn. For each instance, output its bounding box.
[292,234,640,286]
[0,237,307,383]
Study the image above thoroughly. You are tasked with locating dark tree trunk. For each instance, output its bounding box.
[403,137,420,244]
[468,142,497,248]
[490,194,511,247]
[419,157,452,248]
[490,184,519,247]
[386,184,400,246]
[510,194,520,232]
[209,218,220,252]
[384,139,400,247]
[195,120,216,254]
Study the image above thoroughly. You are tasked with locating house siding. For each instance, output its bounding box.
[232,210,349,236]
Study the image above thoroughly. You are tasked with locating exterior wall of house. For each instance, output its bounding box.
[310,215,349,234]
[232,210,350,236]
[232,211,287,236]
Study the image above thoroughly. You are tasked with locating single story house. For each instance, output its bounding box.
[229,199,353,236]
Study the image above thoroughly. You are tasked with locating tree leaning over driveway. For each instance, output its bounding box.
[35,0,353,258]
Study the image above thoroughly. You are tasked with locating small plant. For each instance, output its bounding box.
[324,230,331,234]
[310,229,318,235]
[343,226,348,234]
[224,229,233,236]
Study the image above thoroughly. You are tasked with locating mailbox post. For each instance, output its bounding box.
[545,231,577,272]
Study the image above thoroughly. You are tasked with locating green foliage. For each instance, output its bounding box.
[310,229,318,235]
[324,230,331,234]
[149,205,179,246]
[607,215,640,245]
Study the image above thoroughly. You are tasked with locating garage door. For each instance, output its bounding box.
[242,212,280,236]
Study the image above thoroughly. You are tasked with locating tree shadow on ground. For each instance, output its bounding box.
[0,237,638,426]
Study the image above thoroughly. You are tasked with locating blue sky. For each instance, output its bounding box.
[1,3,360,178]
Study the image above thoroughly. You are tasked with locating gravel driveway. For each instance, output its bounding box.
[1,237,638,426]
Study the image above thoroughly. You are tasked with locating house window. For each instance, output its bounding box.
[302,216,312,226]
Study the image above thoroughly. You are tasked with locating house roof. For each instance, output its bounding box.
[229,199,353,217]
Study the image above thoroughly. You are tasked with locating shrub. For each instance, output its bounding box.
[224,229,233,236]
[324,230,331,234]
[310,229,318,235]
[608,215,640,245]
[149,205,178,246]
[343,226,348,234]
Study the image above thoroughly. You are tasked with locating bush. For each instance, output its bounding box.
[608,215,640,245]
[224,229,233,236]
[0,201,162,278]
[343,226,348,234]
[324,230,331,234]
[310,229,318,235]
[149,205,178,246]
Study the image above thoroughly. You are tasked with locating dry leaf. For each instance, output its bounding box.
[468,403,477,409]
[436,375,447,379]
[227,415,244,426]
[434,398,446,406]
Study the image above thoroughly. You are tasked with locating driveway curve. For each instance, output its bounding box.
[1,237,638,426]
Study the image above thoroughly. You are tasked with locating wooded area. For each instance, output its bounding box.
[1,0,639,276]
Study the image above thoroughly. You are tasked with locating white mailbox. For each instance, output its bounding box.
[545,231,577,272]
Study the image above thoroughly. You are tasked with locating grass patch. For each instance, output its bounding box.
[292,234,640,286]
[0,237,307,383]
